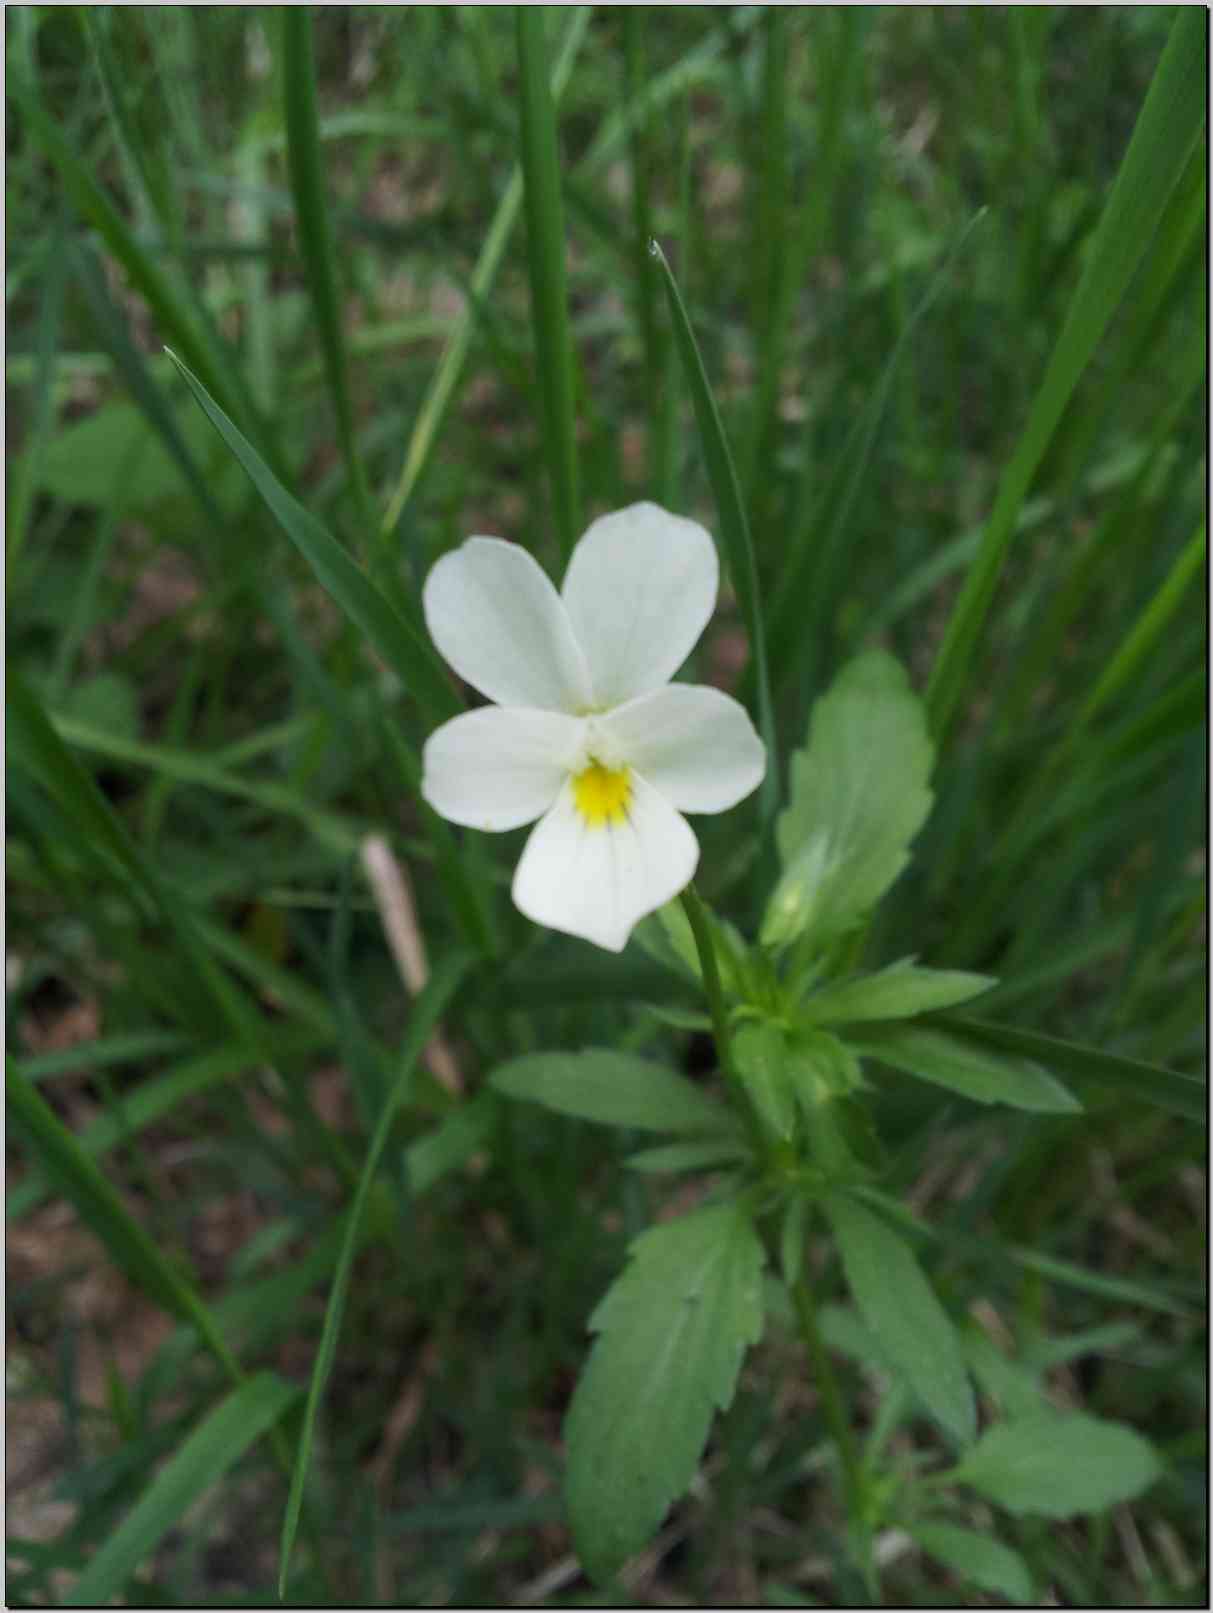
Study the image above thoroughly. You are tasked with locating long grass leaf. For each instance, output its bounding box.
[925,7,1206,741]
[936,1017,1205,1124]
[650,240,777,827]
[64,1374,299,1607]
[515,7,581,557]
[280,10,372,531]
[378,9,590,541]
[166,349,456,724]
[277,950,474,1594]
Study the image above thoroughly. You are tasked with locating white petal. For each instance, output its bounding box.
[561,502,719,708]
[601,683,766,814]
[423,537,592,712]
[421,707,586,831]
[512,773,698,952]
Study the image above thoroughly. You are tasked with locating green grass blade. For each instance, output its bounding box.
[378,8,590,541]
[515,6,581,558]
[63,1373,299,1607]
[7,1057,199,1318]
[277,950,475,1595]
[51,711,365,856]
[166,348,456,724]
[925,7,1206,742]
[280,10,372,534]
[763,210,987,696]
[8,669,263,1044]
[11,78,265,456]
[6,217,69,575]
[937,1017,1205,1124]
[650,239,777,827]
[69,238,226,529]
[1077,522,1205,726]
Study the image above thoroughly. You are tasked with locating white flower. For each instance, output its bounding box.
[420,502,766,952]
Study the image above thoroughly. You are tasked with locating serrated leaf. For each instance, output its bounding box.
[949,1412,1161,1518]
[624,1138,751,1174]
[852,1023,1081,1113]
[910,1521,1034,1605]
[490,1050,735,1135]
[565,1202,765,1582]
[826,1193,975,1445]
[764,652,933,947]
[801,958,995,1026]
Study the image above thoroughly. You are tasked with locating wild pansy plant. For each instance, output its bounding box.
[422,515,1160,1589]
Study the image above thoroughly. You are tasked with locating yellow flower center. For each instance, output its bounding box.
[572,760,631,828]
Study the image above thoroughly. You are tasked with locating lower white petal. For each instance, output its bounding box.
[512,773,698,951]
[601,683,766,813]
[421,706,586,831]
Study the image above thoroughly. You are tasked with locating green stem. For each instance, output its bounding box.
[791,1269,879,1600]
[678,884,735,1081]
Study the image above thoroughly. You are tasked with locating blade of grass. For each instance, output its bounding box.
[650,239,777,828]
[6,1059,247,1374]
[277,949,474,1594]
[515,6,581,558]
[11,77,272,465]
[925,6,1207,742]
[51,711,366,856]
[280,10,373,538]
[63,1373,299,1607]
[623,10,661,483]
[1076,522,1205,728]
[6,215,70,577]
[8,669,262,1045]
[378,7,590,542]
[762,209,988,699]
[935,1017,1205,1125]
[166,348,456,724]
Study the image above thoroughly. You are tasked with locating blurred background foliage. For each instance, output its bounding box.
[6,5,1206,1605]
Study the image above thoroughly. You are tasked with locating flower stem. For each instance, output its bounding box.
[678,883,735,1081]
[792,1268,880,1600]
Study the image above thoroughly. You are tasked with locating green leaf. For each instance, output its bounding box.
[32,394,234,513]
[6,1059,247,1389]
[624,1138,751,1174]
[733,1023,797,1142]
[278,951,473,1594]
[565,1202,765,1582]
[63,1374,298,1607]
[825,1193,975,1445]
[280,10,370,526]
[490,1049,735,1136]
[515,6,580,557]
[926,7,1207,741]
[853,1023,1082,1114]
[165,349,455,724]
[910,1521,1034,1606]
[379,8,591,540]
[650,238,777,826]
[801,959,995,1026]
[948,1413,1162,1518]
[764,652,933,947]
[937,1015,1205,1124]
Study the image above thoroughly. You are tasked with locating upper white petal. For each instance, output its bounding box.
[423,537,592,712]
[600,683,766,814]
[421,706,586,831]
[560,502,719,709]
[511,772,699,952]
